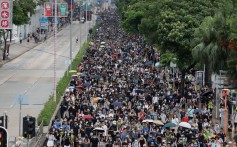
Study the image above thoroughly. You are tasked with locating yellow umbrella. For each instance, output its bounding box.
[90,42,94,45]
[69,70,77,73]
[154,120,164,125]
[77,72,83,75]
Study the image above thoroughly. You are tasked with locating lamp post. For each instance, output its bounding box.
[53,0,57,101]
[69,0,73,70]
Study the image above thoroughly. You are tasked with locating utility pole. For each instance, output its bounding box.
[69,0,73,70]
[86,0,88,41]
[53,0,57,101]
[18,95,22,136]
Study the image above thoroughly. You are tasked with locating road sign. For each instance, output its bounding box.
[0,0,13,29]
[52,17,60,23]
[39,17,49,22]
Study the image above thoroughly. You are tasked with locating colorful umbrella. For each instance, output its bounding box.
[164,122,177,128]
[111,102,123,106]
[154,120,164,125]
[69,70,77,73]
[80,74,87,78]
[83,82,91,88]
[82,115,94,120]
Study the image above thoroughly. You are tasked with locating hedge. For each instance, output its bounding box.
[37,23,98,126]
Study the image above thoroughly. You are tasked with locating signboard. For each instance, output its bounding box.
[44,2,68,17]
[0,0,13,29]
[40,22,48,29]
[39,17,49,29]
[44,2,53,17]
[170,62,176,68]
[196,71,204,87]
[82,2,91,11]
[52,17,60,23]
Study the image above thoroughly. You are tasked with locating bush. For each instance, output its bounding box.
[37,23,98,125]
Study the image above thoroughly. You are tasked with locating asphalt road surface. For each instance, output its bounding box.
[0,19,95,138]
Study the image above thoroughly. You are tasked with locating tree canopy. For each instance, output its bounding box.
[13,0,44,25]
[117,0,237,88]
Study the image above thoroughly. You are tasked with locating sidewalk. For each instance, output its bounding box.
[0,25,66,67]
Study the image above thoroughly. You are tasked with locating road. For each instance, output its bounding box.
[0,19,95,138]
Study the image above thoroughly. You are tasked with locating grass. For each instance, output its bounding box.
[37,23,98,125]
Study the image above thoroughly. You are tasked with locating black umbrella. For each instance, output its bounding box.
[202,91,213,96]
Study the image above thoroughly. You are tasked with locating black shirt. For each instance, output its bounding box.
[90,136,99,147]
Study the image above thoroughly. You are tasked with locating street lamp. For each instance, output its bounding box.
[69,0,73,70]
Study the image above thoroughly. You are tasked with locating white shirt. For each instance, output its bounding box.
[171,118,179,125]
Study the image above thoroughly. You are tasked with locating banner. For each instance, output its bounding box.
[44,2,68,17]
[0,0,13,29]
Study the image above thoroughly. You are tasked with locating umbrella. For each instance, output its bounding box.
[92,75,100,79]
[68,86,75,89]
[100,41,106,45]
[202,91,213,96]
[69,70,77,73]
[164,123,177,128]
[154,120,164,125]
[82,115,94,120]
[193,108,203,114]
[123,58,130,61]
[100,45,105,48]
[80,74,87,77]
[179,122,191,129]
[83,82,91,88]
[142,119,154,123]
[111,102,123,106]
[145,61,153,66]
[167,95,173,99]
[93,127,104,132]
[135,89,144,94]
[122,52,130,55]
[155,62,160,67]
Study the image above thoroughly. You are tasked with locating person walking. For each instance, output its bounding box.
[19,33,22,44]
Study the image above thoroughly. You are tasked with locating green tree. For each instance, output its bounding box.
[138,0,214,94]
[13,0,38,25]
[192,14,228,86]
[159,52,176,67]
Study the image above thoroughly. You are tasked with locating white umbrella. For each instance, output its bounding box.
[179,122,191,129]
[99,114,106,118]
[100,41,106,45]
[142,119,154,123]
[93,127,104,131]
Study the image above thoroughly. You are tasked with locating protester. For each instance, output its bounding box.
[45,8,231,147]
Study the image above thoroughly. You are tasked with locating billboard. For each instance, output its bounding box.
[0,0,13,29]
[44,2,68,17]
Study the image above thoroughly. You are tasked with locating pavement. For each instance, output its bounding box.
[0,16,96,146]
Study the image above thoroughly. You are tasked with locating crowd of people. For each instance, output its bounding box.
[45,8,233,147]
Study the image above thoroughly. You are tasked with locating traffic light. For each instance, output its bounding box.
[23,116,36,139]
[0,127,8,147]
